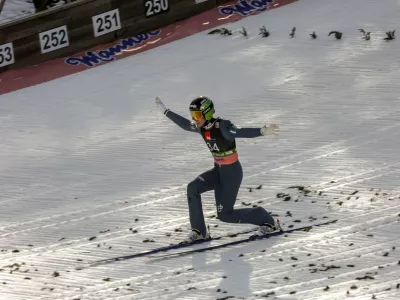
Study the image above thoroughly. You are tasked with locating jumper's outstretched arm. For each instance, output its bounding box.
[165,109,199,133]
[220,120,279,141]
[155,97,199,133]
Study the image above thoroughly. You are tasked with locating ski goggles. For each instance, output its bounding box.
[190,110,203,121]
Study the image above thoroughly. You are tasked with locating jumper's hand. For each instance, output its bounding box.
[260,124,279,136]
[155,97,167,114]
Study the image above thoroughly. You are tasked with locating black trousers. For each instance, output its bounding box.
[187,161,275,237]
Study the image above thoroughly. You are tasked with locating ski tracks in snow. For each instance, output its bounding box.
[1,97,400,300]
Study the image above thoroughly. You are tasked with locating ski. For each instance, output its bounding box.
[149,219,338,259]
[82,225,261,268]
[80,219,337,268]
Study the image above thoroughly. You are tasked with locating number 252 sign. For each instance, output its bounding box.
[39,26,69,54]
[144,0,169,18]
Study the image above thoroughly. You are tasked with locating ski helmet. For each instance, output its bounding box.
[189,96,215,121]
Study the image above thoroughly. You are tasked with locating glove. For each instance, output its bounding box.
[260,124,279,136]
[155,97,167,114]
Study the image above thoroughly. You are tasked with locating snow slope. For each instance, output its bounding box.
[1,0,35,24]
[0,0,69,25]
[0,0,400,299]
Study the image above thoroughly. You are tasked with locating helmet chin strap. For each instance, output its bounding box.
[201,117,216,128]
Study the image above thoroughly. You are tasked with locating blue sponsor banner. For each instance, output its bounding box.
[65,30,161,67]
[219,0,275,17]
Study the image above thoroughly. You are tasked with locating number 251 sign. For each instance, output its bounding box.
[92,9,121,37]
[144,0,169,18]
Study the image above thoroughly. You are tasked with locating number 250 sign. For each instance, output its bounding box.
[144,0,169,18]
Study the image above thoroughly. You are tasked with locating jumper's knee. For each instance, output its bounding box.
[187,180,199,196]
[217,209,234,223]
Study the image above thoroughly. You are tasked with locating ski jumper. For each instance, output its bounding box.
[164,109,275,237]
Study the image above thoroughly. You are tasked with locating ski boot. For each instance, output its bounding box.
[182,229,210,244]
[256,219,283,236]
